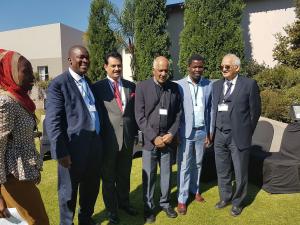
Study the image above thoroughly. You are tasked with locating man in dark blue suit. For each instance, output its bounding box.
[211,54,261,216]
[45,45,102,225]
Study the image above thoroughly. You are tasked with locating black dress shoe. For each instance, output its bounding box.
[162,207,178,218]
[107,212,120,224]
[144,214,156,224]
[119,205,138,216]
[231,206,242,216]
[215,200,230,209]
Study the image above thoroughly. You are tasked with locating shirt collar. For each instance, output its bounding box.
[187,75,202,85]
[107,75,121,84]
[69,67,85,82]
[225,74,238,85]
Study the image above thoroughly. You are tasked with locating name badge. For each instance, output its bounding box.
[218,103,228,112]
[194,105,203,112]
[159,108,168,115]
[88,105,96,112]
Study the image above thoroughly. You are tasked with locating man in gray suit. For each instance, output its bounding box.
[93,52,138,224]
[211,54,261,216]
[176,54,212,215]
[135,56,182,223]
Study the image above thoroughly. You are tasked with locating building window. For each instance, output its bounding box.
[37,66,49,81]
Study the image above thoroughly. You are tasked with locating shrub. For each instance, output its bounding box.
[242,59,268,78]
[260,89,290,122]
[178,0,245,78]
[254,65,300,91]
[134,0,170,81]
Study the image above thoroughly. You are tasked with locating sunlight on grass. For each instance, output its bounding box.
[38,158,300,225]
[35,111,300,225]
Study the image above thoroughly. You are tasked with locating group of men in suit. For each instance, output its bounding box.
[45,45,261,225]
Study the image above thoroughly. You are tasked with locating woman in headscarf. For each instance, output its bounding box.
[0,49,49,225]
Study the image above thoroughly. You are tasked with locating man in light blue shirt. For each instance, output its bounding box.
[176,54,212,215]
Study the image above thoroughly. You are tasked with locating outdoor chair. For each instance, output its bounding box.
[249,120,274,186]
[262,122,300,194]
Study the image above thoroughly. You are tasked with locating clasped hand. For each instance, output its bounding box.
[154,133,173,149]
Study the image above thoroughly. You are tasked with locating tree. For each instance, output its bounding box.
[134,0,170,81]
[110,0,136,78]
[87,0,117,82]
[273,0,300,69]
[179,0,245,78]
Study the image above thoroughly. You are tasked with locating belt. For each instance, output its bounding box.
[193,126,204,130]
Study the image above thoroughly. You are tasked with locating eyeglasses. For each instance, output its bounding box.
[219,65,233,71]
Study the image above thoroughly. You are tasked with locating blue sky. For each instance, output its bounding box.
[0,0,183,32]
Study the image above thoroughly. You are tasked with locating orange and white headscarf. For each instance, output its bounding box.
[0,49,36,113]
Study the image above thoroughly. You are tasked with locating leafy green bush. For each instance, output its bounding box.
[273,0,300,69]
[134,0,170,81]
[260,89,290,122]
[178,0,245,79]
[242,59,267,78]
[254,66,300,91]
[255,66,300,122]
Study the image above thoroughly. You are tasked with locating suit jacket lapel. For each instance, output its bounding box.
[229,76,243,113]
[103,78,114,98]
[150,78,160,106]
[122,79,130,107]
[200,78,208,107]
[184,77,193,109]
[67,73,88,110]
[214,79,224,106]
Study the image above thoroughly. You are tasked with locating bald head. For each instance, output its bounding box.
[68,45,90,76]
[153,56,169,69]
[152,56,169,85]
[68,45,88,58]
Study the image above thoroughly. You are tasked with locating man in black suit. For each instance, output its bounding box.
[135,56,182,223]
[211,54,261,216]
[46,45,102,225]
[93,52,138,224]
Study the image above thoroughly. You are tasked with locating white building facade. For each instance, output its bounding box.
[0,23,84,80]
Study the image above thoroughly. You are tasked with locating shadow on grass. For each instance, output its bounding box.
[92,166,218,225]
[92,184,145,224]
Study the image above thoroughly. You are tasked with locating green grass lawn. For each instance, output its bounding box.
[38,158,300,225]
[35,111,300,225]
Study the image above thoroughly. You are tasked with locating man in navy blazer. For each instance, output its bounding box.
[176,54,212,215]
[45,45,102,225]
[211,54,261,216]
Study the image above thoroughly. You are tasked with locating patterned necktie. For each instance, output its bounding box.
[81,78,100,134]
[113,81,123,112]
[224,81,233,100]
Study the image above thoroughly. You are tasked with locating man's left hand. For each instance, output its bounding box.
[204,136,211,148]
[162,133,173,144]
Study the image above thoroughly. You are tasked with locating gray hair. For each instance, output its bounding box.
[153,56,169,69]
[223,53,241,66]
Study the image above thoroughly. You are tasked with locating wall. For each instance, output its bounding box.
[242,0,296,66]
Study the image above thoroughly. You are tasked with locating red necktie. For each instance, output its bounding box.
[113,81,123,112]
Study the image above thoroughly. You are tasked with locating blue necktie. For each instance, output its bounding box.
[81,78,100,134]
